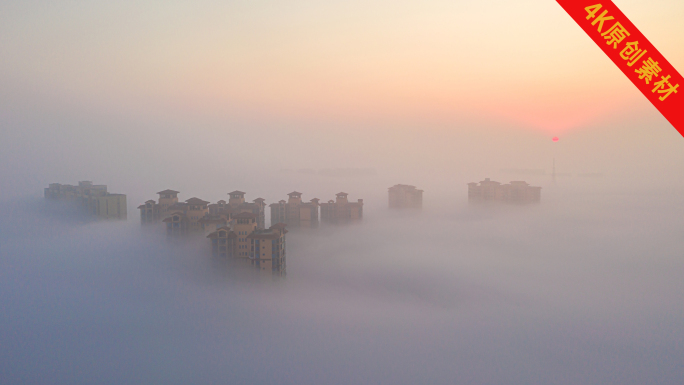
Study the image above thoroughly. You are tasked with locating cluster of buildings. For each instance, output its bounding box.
[44,181,127,220]
[137,189,365,276]
[467,178,541,203]
[44,178,541,276]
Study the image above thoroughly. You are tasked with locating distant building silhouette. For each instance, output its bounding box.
[269,192,320,228]
[388,184,423,209]
[320,193,363,224]
[468,178,541,203]
[45,181,127,220]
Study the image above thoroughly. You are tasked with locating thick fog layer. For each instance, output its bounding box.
[1,178,683,384]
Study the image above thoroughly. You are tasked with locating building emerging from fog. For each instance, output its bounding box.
[138,189,180,224]
[206,220,287,276]
[247,223,287,276]
[138,190,266,233]
[468,178,541,203]
[320,193,363,224]
[388,184,423,209]
[44,181,127,220]
[269,192,320,228]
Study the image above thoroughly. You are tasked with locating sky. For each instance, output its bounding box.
[2,0,684,199]
[1,0,684,384]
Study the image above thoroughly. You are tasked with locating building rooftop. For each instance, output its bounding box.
[206,227,237,239]
[157,189,180,195]
[288,191,302,196]
[389,184,417,189]
[185,197,210,205]
[162,212,187,222]
[228,190,246,195]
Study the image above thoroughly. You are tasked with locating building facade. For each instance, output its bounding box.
[207,226,237,258]
[206,222,287,276]
[269,192,319,228]
[320,192,363,224]
[247,223,287,276]
[468,178,541,203]
[388,184,423,209]
[232,212,258,260]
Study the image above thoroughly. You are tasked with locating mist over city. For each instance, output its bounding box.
[2,1,684,384]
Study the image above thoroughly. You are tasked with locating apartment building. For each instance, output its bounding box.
[320,192,363,224]
[388,184,423,209]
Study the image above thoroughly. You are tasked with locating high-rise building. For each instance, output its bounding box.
[207,226,237,258]
[225,191,266,229]
[320,192,363,224]
[152,196,210,236]
[388,184,423,209]
[206,222,287,275]
[138,189,179,224]
[163,211,190,237]
[247,223,287,276]
[45,181,127,220]
[157,189,179,214]
[468,178,541,203]
[269,192,319,228]
[232,212,258,260]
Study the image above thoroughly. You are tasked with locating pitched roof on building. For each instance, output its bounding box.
[206,227,237,239]
[162,212,187,222]
[270,223,287,230]
[288,191,302,196]
[157,189,180,195]
[336,192,348,196]
[185,197,210,205]
[228,190,245,195]
[253,198,265,202]
[137,200,155,209]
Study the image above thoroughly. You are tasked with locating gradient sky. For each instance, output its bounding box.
[1,0,683,132]
[1,0,684,199]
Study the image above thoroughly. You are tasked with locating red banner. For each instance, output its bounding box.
[556,1,684,137]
